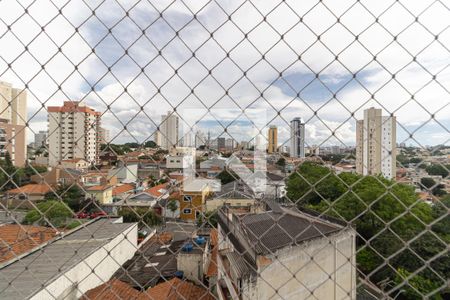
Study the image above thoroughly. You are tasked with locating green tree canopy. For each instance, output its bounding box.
[22,200,73,227]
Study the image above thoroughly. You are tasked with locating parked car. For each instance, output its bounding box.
[76,212,89,219]
[89,211,107,219]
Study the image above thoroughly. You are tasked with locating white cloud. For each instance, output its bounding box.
[0,0,448,145]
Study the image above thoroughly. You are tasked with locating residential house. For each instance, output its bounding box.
[112,184,135,201]
[60,158,90,170]
[216,204,356,300]
[3,183,52,209]
[179,179,220,221]
[108,162,138,183]
[86,185,113,204]
[0,218,137,300]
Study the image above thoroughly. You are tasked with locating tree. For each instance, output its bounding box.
[285,162,447,297]
[45,184,85,212]
[216,169,237,185]
[167,199,178,218]
[119,207,161,228]
[22,201,73,227]
[144,141,157,148]
[197,210,218,227]
[426,164,449,178]
[394,268,443,300]
[276,157,286,167]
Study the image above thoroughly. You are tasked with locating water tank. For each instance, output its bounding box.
[174,271,184,278]
[195,236,206,245]
[182,243,193,252]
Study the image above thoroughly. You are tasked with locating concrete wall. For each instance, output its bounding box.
[243,229,356,300]
[177,251,204,283]
[30,223,138,300]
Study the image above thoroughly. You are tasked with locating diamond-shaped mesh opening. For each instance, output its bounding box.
[0,0,449,299]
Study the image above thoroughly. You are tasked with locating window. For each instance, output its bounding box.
[183,208,192,214]
[183,195,192,202]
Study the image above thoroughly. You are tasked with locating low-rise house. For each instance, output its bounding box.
[86,185,113,204]
[0,218,138,300]
[138,162,164,180]
[217,204,356,300]
[3,184,52,208]
[30,167,83,186]
[166,147,196,170]
[112,183,135,201]
[108,162,138,183]
[60,158,90,170]
[180,179,220,221]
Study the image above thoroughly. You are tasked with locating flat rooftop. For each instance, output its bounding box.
[0,218,135,300]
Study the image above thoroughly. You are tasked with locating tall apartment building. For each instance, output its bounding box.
[356,107,396,179]
[0,81,27,167]
[156,112,179,150]
[290,117,305,158]
[34,131,47,148]
[268,125,277,153]
[47,101,101,167]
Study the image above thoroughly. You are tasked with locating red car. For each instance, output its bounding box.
[89,211,107,219]
[76,212,89,219]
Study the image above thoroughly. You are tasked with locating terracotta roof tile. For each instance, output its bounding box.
[144,183,168,197]
[0,225,57,263]
[81,279,141,300]
[140,278,215,300]
[87,185,112,191]
[7,183,52,195]
[113,184,134,196]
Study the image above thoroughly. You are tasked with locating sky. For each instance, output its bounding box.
[0,0,449,149]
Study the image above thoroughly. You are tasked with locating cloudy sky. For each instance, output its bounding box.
[0,0,449,148]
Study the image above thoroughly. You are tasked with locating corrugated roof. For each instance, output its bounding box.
[0,219,135,300]
[239,210,342,255]
[224,251,251,278]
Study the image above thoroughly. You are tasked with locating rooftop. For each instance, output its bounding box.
[0,218,135,300]
[113,184,135,196]
[219,204,344,256]
[143,277,214,300]
[7,183,52,195]
[81,279,141,300]
[0,224,57,263]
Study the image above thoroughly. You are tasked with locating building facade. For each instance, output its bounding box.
[47,101,101,167]
[156,111,179,149]
[356,107,396,179]
[0,81,27,166]
[217,205,356,300]
[290,117,305,158]
[34,130,47,148]
[268,125,277,154]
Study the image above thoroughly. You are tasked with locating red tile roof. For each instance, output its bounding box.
[141,278,214,300]
[7,183,52,195]
[87,185,112,192]
[144,183,168,197]
[0,225,57,263]
[112,184,134,196]
[81,279,141,300]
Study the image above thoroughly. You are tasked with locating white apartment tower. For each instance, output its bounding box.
[290,117,305,158]
[356,107,396,179]
[156,111,179,150]
[0,81,27,166]
[47,101,101,167]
